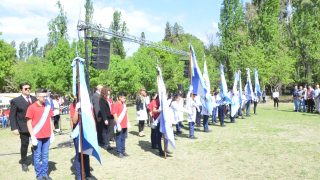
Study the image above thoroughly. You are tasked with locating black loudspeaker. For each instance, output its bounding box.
[90,38,110,70]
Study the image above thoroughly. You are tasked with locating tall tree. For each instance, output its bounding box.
[140,32,146,46]
[163,22,172,42]
[219,0,247,82]
[47,0,68,46]
[110,10,127,59]
[18,41,27,60]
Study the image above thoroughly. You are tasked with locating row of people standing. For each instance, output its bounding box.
[292,85,320,113]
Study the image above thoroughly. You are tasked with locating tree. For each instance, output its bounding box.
[18,41,27,60]
[219,0,248,82]
[0,38,16,92]
[163,22,172,42]
[110,10,127,59]
[140,32,146,46]
[172,22,184,43]
[47,0,68,46]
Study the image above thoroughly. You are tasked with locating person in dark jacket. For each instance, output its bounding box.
[9,82,37,172]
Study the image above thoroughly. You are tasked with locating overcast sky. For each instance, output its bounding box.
[0,0,247,56]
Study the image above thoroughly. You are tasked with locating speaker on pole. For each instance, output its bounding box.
[90,37,110,70]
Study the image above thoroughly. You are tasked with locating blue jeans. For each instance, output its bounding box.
[218,105,225,126]
[245,101,251,116]
[116,128,127,154]
[212,107,217,123]
[189,122,195,137]
[300,99,306,112]
[203,115,209,131]
[73,137,90,180]
[1,118,7,128]
[33,138,50,178]
[293,99,300,111]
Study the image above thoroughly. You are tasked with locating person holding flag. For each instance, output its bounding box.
[245,68,254,116]
[26,88,54,180]
[69,97,93,180]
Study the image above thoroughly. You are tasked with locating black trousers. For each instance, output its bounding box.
[102,122,114,146]
[96,120,104,146]
[53,115,60,129]
[156,123,163,153]
[253,102,258,114]
[307,99,314,113]
[274,98,279,108]
[151,128,157,148]
[20,132,30,165]
[138,120,145,132]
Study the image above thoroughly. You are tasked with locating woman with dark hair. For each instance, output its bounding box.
[99,86,114,150]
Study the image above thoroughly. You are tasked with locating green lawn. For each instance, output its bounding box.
[0,102,319,179]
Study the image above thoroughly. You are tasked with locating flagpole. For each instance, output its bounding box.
[76,60,85,180]
[163,134,167,159]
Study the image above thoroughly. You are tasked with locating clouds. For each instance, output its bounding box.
[0,0,220,55]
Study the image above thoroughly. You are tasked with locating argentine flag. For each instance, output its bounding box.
[254,68,262,97]
[219,64,232,104]
[190,45,213,113]
[71,57,101,164]
[157,66,175,149]
[245,68,254,101]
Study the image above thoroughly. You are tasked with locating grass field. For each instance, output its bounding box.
[0,102,320,180]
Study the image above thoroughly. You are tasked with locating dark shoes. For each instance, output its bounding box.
[103,145,113,151]
[37,176,52,180]
[22,164,29,172]
[117,153,124,158]
[204,129,212,133]
[159,151,165,157]
[221,124,226,127]
[118,152,129,158]
[189,136,198,139]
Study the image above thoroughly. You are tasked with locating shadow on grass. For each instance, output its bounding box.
[129,131,139,137]
[51,140,74,150]
[48,161,57,175]
[138,140,158,156]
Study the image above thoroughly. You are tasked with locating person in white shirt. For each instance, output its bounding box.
[272,89,280,110]
[52,94,61,132]
[185,90,199,139]
[253,93,259,114]
[314,84,320,113]
[170,93,186,135]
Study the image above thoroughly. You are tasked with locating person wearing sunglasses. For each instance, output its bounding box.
[9,82,37,172]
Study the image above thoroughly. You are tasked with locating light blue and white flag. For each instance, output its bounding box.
[157,66,175,149]
[190,45,213,113]
[245,68,254,101]
[71,57,101,164]
[230,72,240,117]
[254,68,262,97]
[238,70,243,104]
[219,64,232,104]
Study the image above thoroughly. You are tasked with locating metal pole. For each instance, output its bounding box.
[84,29,91,94]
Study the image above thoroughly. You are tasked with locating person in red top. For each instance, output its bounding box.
[147,93,165,156]
[69,97,92,180]
[26,89,53,180]
[112,92,129,158]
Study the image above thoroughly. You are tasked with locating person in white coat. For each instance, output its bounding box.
[186,90,199,139]
[170,93,186,135]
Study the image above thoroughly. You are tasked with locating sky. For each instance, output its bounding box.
[0,0,247,56]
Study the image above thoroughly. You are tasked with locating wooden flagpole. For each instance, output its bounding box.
[76,60,85,180]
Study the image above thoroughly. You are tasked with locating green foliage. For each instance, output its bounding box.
[110,10,127,59]
[48,0,68,46]
[0,38,16,92]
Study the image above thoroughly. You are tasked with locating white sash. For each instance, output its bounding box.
[33,104,51,136]
[114,104,127,132]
